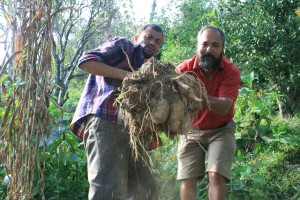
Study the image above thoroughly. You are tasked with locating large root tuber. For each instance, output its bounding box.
[119,58,207,162]
[167,93,185,133]
[150,98,170,124]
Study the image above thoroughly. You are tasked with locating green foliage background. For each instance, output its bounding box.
[0,0,300,199]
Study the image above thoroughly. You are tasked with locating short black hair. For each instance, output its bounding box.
[137,24,163,37]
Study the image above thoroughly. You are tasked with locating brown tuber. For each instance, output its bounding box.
[167,93,185,133]
[119,58,207,161]
[150,98,170,124]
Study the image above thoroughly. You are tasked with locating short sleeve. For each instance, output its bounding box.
[218,65,241,100]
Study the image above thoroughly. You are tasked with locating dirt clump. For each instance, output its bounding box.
[119,58,207,159]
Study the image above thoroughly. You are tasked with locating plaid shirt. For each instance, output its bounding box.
[70,37,145,139]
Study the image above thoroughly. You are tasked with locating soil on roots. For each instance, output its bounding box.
[119,58,207,160]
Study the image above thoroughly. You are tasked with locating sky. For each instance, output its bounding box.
[0,16,7,65]
[131,0,176,22]
[131,0,153,21]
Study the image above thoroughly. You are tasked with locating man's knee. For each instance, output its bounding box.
[208,172,226,185]
[181,177,198,189]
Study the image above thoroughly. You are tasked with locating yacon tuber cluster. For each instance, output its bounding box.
[119,58,207,158]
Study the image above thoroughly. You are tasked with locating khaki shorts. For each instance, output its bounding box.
[177,120,237,182]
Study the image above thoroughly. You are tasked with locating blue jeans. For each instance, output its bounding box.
[83,114,157,200]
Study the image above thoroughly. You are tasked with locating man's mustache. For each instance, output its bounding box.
[202,52,215,59]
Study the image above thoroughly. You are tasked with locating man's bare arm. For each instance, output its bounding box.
[203,96,234,116]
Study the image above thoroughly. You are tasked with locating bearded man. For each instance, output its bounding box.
[175,25,241,200]
[70,24,164,200]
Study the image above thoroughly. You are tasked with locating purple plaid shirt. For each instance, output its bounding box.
[70,37,145,139]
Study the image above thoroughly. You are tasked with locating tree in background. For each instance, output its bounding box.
[155,0,300,117]
[215,0,300,117]
[0,1,11,65]
[151,1,300,198]
[0,0,136,198]
[50,0,135,106]
[2,0,137,108]
[154,0,216,64]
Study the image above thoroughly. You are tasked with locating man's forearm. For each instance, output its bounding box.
[204,95,233,116]
[79,60,131,80]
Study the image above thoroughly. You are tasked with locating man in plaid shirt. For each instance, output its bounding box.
[70,24,164,200]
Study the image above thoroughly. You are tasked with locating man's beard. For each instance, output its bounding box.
[142,45,154,59]
[198,52,221,72]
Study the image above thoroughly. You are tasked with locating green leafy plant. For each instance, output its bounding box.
[229,71,300,199]
[31,102,88,200]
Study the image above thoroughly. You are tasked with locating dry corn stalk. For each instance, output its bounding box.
[0,0,53,199]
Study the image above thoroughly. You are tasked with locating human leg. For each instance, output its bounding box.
[177,133,206,200]
[83,115,130,200]
[180,177,198,200]
[208,172,227,200]
[206,121,237,200]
